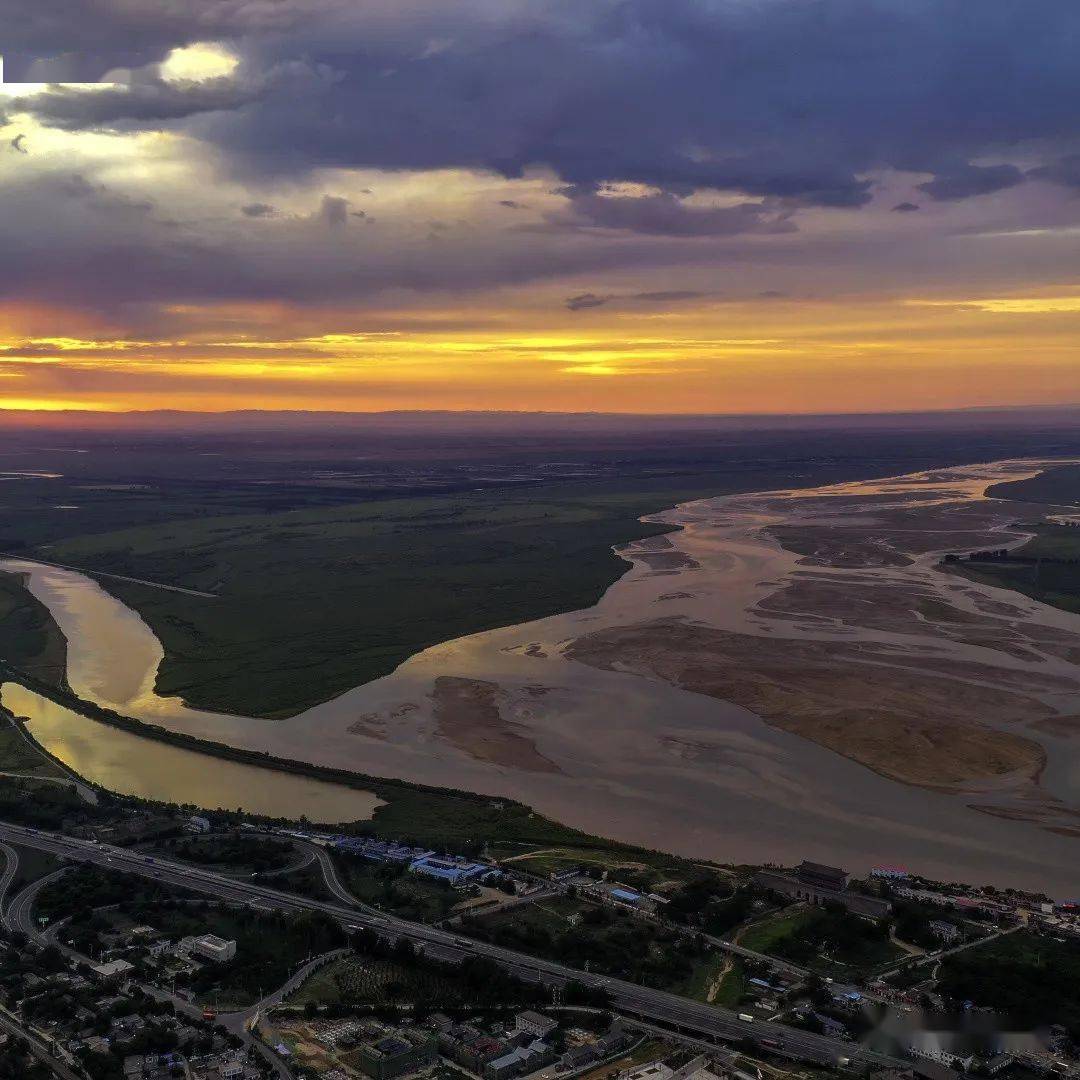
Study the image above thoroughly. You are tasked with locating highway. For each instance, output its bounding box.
[1,849,298,1079]
[0,841,20,931]
[7,869,67,941]
[0,821,903,1071]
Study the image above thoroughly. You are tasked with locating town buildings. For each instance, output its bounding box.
[350,1028,437,1080]
[754,861,892,918]
[179,934,238,963]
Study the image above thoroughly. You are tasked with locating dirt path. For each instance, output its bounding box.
[706,954,735,1004]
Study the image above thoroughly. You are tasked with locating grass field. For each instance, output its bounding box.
[0,571,66,690]
[487,843,695,884]
[462,896,712,992]
[332,855,462,922]
[988,463,1080,506]
[41,481,717,717]
[738,907,819,953]
[738,904,902,975]
[0,719,64,777]
[478,895,592,933]
[960,464,1080,614]
[6,452,913,720]
[673,949,740,1005]
[5,843,62,894]
[0,425,1070,721]
[709,960,749,1007]
[949,522,1080,615]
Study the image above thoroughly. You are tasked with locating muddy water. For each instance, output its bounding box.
[0,684,382,822]
[7,459,1080,893]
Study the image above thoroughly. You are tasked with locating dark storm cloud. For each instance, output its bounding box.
[14,72,257,130]
[892,202,921,213]
[0,162,743,320]
[632,290,704,303]
[14,0,1080,208]
[0,0,318,80]
[917,163,1025,201]
[565,293,610,311]
[241,202,278,218]
[317,195,350,227]
[564,289,707,311]
[1028,155,1080,189]
[554,186,796,237]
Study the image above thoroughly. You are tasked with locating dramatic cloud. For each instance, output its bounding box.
[4,0,1080,414]
[12,58,257,131]
[633,290,705,303]
[554,186,796,237]
[565,289,708,311]
[316,195,350,228]
[565,293,609,311]
[11,0,1080,210]
[1029,155,1080,190]
[917,163,1025,202]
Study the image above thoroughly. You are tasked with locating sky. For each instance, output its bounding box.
[2,0,1080,415]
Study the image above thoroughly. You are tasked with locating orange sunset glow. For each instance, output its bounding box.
[2,19,1080,416]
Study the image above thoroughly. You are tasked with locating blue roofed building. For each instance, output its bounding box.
[408,855,488,886]
[332,838,436,865]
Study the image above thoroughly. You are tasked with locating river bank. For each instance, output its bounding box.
[5,460,1080,893]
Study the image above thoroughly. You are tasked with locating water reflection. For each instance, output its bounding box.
[1,684,382,823]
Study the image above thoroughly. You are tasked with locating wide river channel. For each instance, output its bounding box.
[5,459,1080,893]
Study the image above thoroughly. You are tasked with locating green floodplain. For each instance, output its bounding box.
[2,419,1076,720]
[953,464,1080,614]
[0,460,931,719]
[2,423,1080,874]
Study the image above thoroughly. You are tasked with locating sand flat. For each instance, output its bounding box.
[13,457,1080,893]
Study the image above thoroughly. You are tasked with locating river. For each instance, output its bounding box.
[5,458,1080,893]
[1,685,382,822]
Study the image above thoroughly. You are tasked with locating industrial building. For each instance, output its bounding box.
[332,837,436,865]
[408,854,487,886]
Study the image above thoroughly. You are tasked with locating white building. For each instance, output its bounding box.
[92,959,135,980]
[907,1032,975,1072]
[178,934,237,963]
[514,1011,558,1039]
